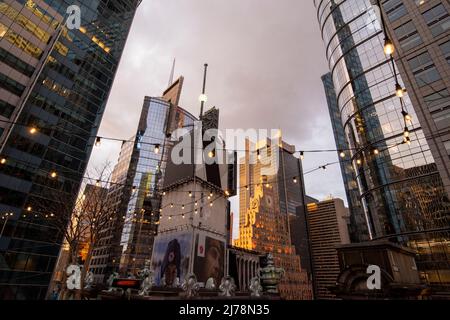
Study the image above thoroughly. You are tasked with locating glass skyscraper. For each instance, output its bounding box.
[315,0,450,291]
[0,0,139,299]
[90,81,197,280]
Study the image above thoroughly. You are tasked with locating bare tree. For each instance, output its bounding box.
[36,162,119,299]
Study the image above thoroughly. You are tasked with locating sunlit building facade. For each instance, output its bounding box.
[0,0,139,299]
[314,0,450,292]
[235,139,313,300]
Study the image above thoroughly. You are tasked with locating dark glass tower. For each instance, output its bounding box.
[0,0,139,299]
[321,73,370,243]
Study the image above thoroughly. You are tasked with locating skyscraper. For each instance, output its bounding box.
[321,73,370,243]
[0,0,139,299]
[234,138,313,300]
[90,78,198,280]
[307,198,350,300]
[314,0,450,291]
[377,0,450,198]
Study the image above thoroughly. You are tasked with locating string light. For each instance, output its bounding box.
[402,110,412,124]
[0,157,6,165]
[50,171,57,178]
[404,136,412,145]
[189,191,192,197]
[300,152,305,160]
[96,180,100,187]
[182,214,185,219]
[357,159,362,165]
[181,205,185,210]
[154,144,160,154]
[195,201,198,207]
[95,137,101,147]
[395,83,404,98]
[373,148,380,155]
[210,202,213,207]
[293,177,298,184]
[339,151,346,158]
[208,150,215,158]
[246,185,250,191]
[27,206,32,212]
[322,166,327,171]
[170,203,174,208]
[29,126,38,134]
[403,127,410,138]
[384,37,394,55]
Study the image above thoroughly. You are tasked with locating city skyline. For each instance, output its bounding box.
[86,0,346,206]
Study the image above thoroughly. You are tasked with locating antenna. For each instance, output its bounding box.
[199,63,208,119]
[168,58,176,87]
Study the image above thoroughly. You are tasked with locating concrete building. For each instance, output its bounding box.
[307,198,351,299]
[377,0,450,197]
[0,0,139,299]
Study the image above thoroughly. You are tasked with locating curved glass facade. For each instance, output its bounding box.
[315,0,450,288]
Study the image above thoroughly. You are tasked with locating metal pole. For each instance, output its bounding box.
[199,63,208,119]
[0,214,10,238]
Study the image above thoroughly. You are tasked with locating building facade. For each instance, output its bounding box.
[234,139,313,300]
[307,198,350,300]
[0,0,139,299]
[314,0,450,292]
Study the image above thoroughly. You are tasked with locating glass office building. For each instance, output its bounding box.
[89,96,197,279]
[314,0,450,290]
[0,0,139,299]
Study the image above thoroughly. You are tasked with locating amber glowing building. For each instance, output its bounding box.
[234,138,313,300]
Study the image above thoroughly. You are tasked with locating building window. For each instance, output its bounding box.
[383,0,408,22]
[424,89,450,131]
[422,4,450,37]
[394,21,423,52]
[408,52,441,87]
[440,40,450,65]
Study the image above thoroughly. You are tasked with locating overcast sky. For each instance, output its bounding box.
[87,0,347,230]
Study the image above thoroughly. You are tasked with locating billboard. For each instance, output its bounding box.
[193,234,225,286]
[151,232,191,286]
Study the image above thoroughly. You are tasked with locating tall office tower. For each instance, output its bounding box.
[89,78,198,280]
[234,139,313,300]
[0,0,139,299]
[378,0,450,198]
[150,106,235,288]
[314,0,450,291]
[322,73,370,243]
[307,198,350,300]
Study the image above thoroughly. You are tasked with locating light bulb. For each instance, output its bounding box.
[154,144,160,154]
[395,83,404,98]
[95,137,101,147]
[384,38,395,55]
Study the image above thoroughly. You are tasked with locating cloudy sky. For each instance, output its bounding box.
[87,0,347,229]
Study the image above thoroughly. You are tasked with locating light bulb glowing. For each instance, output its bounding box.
[199,94,208,103]
[395,83,404,98]
[384,38,395,55]
[300,152,305,161]
[403,127,410,137]
[189,191,192,197]
[374,149,380,155]
[0,158,6,165]
[29,127,37,134]
[95,137,101,147]
[154,144,160,154]
[50,171,57,178]
[339,151,346,158]
[293,177,298,184]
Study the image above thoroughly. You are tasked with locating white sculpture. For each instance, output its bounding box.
[84,271,95,290]
[139,269,155,296]
[107,272,119,292]
[219,276,236,297]
[205,277,216,290]
[249,277,263,297]
[181,274,200,298]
